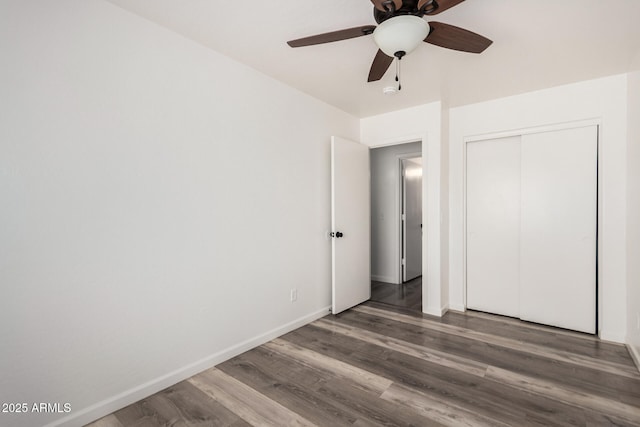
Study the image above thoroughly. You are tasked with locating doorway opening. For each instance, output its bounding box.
[369,142,423,311]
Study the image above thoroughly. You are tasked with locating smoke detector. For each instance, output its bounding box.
[383,86,397,95]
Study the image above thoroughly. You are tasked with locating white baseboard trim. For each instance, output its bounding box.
[627,343,640,373]
[449,303,466,312]
[599,330,626,344]
[423,304,448,317]
[46,306,331,427]
[371,274,397,284]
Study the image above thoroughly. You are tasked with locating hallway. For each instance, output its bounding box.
[370,277,422,311]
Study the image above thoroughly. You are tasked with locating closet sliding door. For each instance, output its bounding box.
[466,136,521,317]
[519,126,597,334]
[466,125,597,334]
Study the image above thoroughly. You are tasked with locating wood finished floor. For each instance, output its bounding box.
[370,277,422,311]
[87,301,640,427]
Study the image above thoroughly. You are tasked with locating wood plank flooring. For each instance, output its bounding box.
[370,277,422,311]
[87,301,640,426]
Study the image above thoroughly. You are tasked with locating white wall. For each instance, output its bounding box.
[449,75,628,342]
[0,1,359,426]
[370,142,422,283]
[627,69,640,364]
[360,102,446,315]
[440,107,450,308]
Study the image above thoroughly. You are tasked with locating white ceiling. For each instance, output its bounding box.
[106,0,640,118]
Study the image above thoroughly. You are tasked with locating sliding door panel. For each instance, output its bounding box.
[519,126,597,333]
[466,136,521,317]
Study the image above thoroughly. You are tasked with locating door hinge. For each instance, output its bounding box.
[401,213,406,221]
[402,258,406,265]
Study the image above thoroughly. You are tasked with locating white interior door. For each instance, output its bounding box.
[402,158,422,282]
[331,136,370,314]
[519,126,597,333]
[466,136,521,317]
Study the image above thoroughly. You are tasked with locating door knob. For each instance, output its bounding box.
[336,231,344,238]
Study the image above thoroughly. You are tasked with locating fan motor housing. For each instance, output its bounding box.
[374,0,437,24]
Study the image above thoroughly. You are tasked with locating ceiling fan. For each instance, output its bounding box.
[287,0,492,85]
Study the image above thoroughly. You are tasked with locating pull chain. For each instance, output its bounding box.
[395,57,402,91]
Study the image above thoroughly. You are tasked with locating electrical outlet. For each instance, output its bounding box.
[290,288,297,302]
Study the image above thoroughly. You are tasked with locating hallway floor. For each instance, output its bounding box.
[370,276,422,311]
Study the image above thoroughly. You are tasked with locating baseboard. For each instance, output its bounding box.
[371,274,397,284]
[599,330,626,344]
[627,343,640,373]
[449,303,466,312]
[423,304,448,317]
[46,306,331,427]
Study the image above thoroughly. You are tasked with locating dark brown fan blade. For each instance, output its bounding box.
[425,22,492,53]
[368,49,394,82]
[419,0,465,15]
[287,26,376,47]
[371,0,402,12]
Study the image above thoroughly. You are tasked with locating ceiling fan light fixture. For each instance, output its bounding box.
[373,15,430,57]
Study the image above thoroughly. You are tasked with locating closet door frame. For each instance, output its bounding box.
[462,119,601,334]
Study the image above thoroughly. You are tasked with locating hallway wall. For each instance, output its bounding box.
[370,142,422,283]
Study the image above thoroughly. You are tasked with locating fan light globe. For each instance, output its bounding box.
[373,15,430,57]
